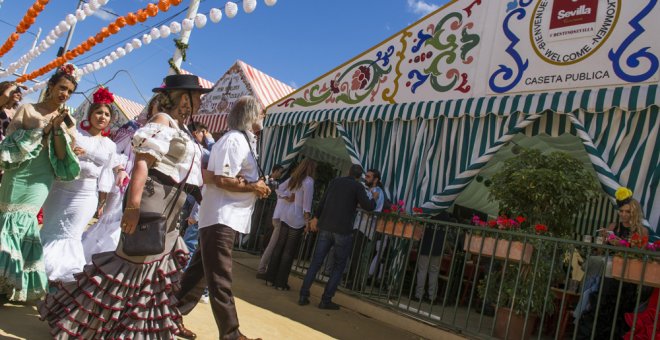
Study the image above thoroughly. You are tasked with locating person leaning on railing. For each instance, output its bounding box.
[575,187,654,339]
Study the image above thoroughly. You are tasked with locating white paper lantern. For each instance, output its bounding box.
[93,61,101,70]
[116,47,126,57]
[53,26,62,36]
[105,57,113,65]
[75,69,84,79]
[131,38,142,49]
[150,27,161,39]
[83,3,93,16]
[98,0,109,6]
[46,37,55,45]
[159,25,171,38]
[142,34,152,45]
[209,8,222,23]
[66,14,77,26]
[195,14,207,29]
[84,64,92,73]
[58,21,70,32]
[225,2,238,18]
[125,43,134,53]
[76,9,86,21]
[181,18,194,32]
[89,0,100,11]
[265,0,277,6]
[170,21,181,34]
[110,52,118,60]
[243,0,257,13]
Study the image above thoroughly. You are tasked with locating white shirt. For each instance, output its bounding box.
[75,130,119,193]
[199,130,259,233]
[272,180,292,220]
[282,177,314,229]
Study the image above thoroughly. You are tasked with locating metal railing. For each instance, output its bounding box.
[239,206,659,339]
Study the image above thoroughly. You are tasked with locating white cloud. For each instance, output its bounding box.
[93,8,115,21]
[406,0,439,16]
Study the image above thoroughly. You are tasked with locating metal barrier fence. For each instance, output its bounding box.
[240,206,659,340]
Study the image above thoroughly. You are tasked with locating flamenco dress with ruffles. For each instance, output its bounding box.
[0,104,81,302]
[39,114,203,339]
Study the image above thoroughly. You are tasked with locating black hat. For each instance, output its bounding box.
[152,74,212,93]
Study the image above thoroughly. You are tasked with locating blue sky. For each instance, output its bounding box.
[0,0,449,108]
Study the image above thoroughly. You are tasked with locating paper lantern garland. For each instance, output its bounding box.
[0,0,53,58]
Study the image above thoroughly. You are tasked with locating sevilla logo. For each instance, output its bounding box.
[549,0,599,29]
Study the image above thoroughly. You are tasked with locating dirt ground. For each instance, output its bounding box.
[0,252,425,340]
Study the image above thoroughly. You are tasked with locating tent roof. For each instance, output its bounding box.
[114,95,145,120]
[236,60,295,109]
[180,68,214,89]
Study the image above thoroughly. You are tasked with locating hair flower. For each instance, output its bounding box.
[93,86,115,105]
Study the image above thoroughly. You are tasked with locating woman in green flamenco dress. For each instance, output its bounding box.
[0,65,81,303]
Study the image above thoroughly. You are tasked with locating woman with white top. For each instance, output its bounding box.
[81,120,139,263]
[256,180,293,278]
[40,87,126,284]
[266,159,316,290]
[40,74,209,339]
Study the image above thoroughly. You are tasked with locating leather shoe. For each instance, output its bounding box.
[237,334,262,340]
[318,301,340,310]
[298,296,310,306]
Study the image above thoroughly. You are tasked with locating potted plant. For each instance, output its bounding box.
[476,148,599,339]
[611,234,660,287]
[465,215,535,264]
[375,200,424,240]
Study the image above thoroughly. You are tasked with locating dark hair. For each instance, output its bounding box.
[367,168,383,188]
[86,103,114,122]
[271,164,284,173]
[0,81,21,109]
[47,70,78,93]
[349,164,364,178]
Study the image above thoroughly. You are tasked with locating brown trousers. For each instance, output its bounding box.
[177,224,240,340]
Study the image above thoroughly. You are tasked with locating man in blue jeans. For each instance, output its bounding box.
[299,164,376,309]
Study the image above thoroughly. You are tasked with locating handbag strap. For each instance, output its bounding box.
[162,141,197,220]
[240,130,265,179]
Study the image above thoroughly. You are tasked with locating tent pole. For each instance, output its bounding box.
[168,0,201,75]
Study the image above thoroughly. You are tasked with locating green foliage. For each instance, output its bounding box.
[477,238,567,316]
[488,148,600,235]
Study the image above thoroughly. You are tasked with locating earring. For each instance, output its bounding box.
[80,119,91,130]
[101,126,111,137]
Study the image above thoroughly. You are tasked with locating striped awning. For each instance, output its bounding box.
[114,95,145,120]
[191,113,228,133]
[266,84,659,126]
[238,60,295,110]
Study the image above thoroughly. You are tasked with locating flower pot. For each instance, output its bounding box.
[611,256,660,288]
[494,307,538,340]
[375,218,423,240]
[463,235,534,264]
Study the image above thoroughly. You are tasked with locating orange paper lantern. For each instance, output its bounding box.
[87,37,96,47]
[11,33,19,42]
[100,27,110,38]
[16,24,26,34]
[38,0,49,5]
[64,51,73,60]
[125,13,137,26]
[146,3,159,17]
[136,10,148,23]
[158,0,171,12]
[33,3,44,12]
[171,0,182,5]
[24,16,36,26]
[115,17,127,28]
[95,33,104,43]
[108,23,120,34]
[27,7,38,18]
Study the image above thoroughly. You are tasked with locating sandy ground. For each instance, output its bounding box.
[0,252,424,340]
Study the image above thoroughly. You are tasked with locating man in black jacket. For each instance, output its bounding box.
[298,164,376,309]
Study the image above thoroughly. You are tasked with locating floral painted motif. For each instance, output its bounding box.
[278,46,395,108]
[405,9,480,95]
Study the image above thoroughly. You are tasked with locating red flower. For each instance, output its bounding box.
[93,87,115,105]
[534,224,548,233]
[412,207,423,214]
[515,216,526,224]
[487,220,497,228]
[382,208,391,214]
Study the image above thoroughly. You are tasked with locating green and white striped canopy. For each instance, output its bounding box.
[262,85,659,235]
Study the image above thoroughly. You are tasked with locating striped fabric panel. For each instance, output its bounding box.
[239,61,295,109]
[572,194,618,237]
[114,95,145,120]
[265,85,659,126]
[190,114,228,133]
[262,88,659,235]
